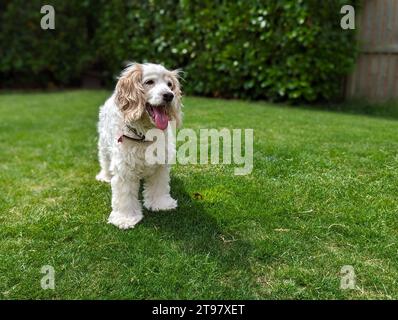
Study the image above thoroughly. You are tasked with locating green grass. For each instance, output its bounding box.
[1,90,398,299]
[317,99,398,121]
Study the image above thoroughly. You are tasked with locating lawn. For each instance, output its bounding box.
[0,90,397,299]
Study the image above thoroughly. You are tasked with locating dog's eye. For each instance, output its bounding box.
[167,81,173,88]
[145,80,154,85]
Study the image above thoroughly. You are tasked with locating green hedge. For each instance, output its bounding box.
[0,0,359,102]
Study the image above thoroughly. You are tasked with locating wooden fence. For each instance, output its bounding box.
[345,0,398,101]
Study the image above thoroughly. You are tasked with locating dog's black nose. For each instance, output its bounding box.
[163,92,174,102]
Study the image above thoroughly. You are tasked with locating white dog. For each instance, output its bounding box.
[96,63,183,229]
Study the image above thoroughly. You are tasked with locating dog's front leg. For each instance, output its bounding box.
[143,165,177,211]
[108,175,143,229]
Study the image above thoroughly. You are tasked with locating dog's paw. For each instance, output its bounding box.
[96,170,111,183]
[107,211,143,230]
[144,195,178,212]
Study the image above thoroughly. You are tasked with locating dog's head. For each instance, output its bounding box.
[115,63,182,129]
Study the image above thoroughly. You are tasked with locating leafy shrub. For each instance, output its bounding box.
[0,0,101,87]
[0,0,358,102]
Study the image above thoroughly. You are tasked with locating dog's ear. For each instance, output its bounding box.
[115,63,146,122]
[169,69,183,127]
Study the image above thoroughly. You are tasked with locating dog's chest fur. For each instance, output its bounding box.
[113,129,175,180]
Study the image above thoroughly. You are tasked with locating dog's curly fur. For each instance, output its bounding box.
[96,63,183,229]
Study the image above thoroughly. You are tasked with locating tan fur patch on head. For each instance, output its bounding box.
[115,63,146,122]
[168,69,183,127]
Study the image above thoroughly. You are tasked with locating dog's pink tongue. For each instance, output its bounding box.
[153,106,169,130]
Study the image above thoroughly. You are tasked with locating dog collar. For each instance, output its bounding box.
[118,124,146,143]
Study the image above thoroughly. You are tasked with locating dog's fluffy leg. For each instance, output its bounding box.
[143,165,177,211]
[108,175,143,229]
[96,139,112,183]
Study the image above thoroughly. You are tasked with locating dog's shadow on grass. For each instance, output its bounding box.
[142,177,253,274]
